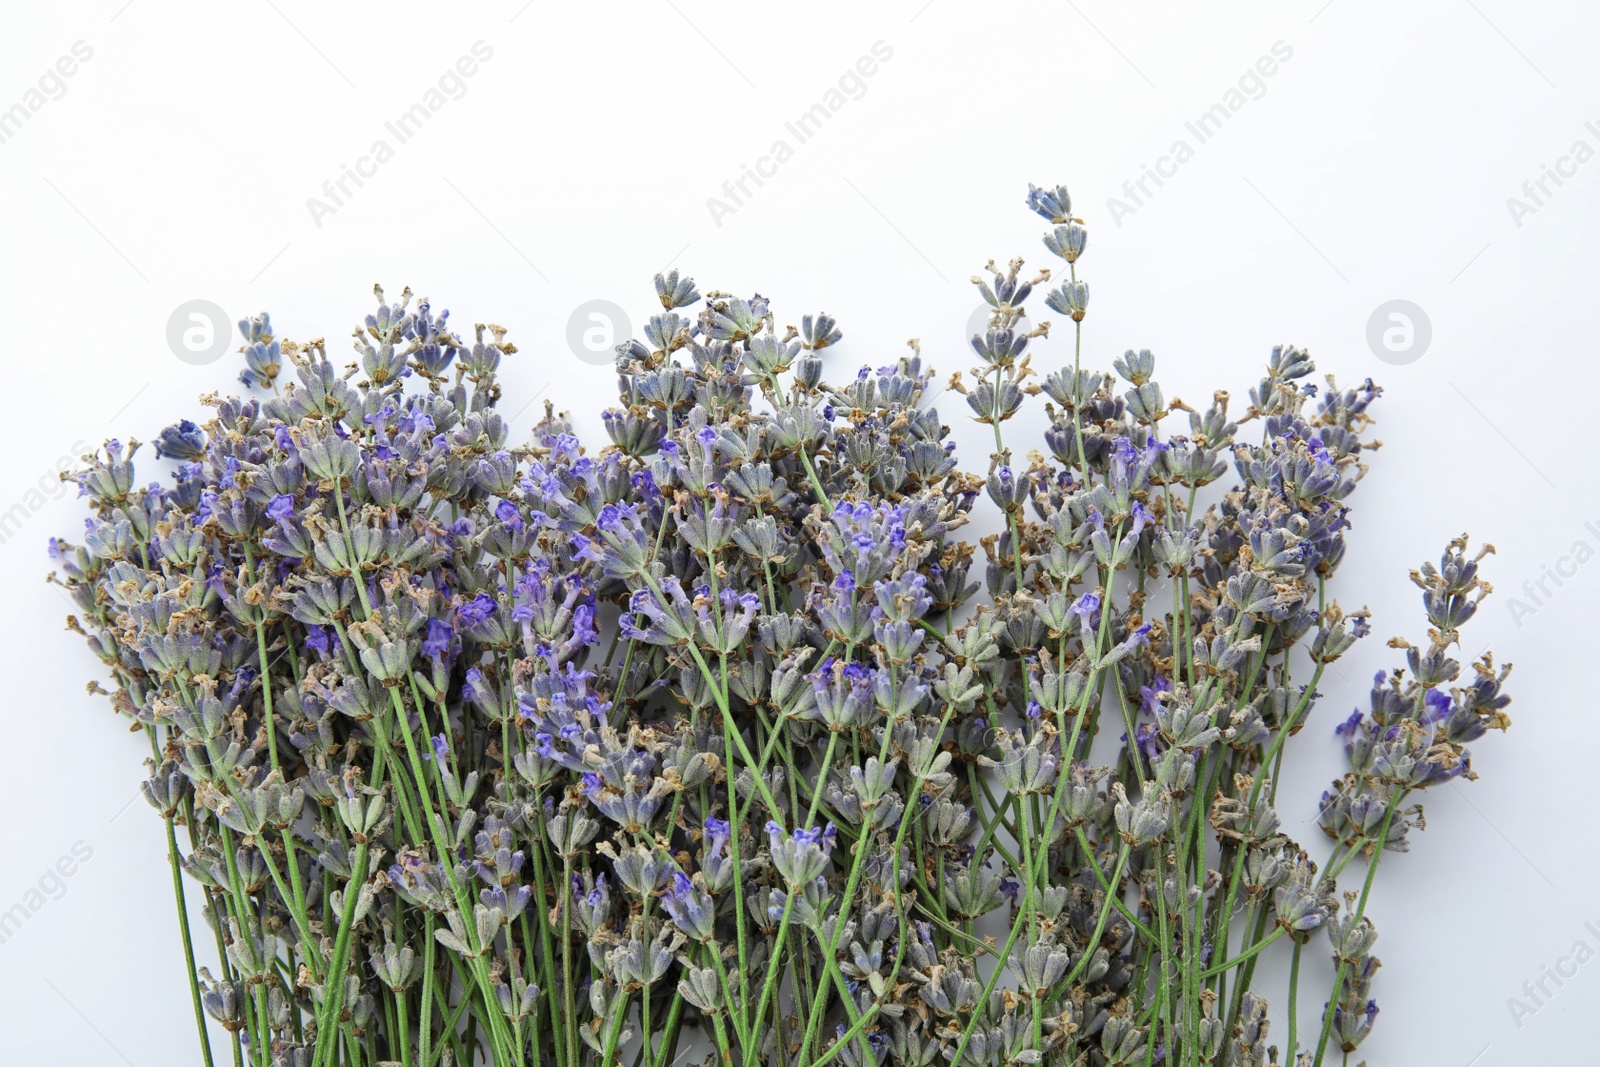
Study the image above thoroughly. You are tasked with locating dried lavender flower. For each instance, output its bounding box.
[49,182,1515,1067]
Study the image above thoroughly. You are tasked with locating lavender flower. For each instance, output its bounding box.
[47,184,1515,1067]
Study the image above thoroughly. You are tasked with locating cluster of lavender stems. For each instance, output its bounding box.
[51,183,1514,1067]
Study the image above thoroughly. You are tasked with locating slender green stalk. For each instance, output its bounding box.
[1312,793,1404,1067]
[744,731,839,1067]
[164,813,217,1067]
[1286,939,1303,1062]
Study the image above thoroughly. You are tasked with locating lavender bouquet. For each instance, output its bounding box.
[51,184,1512,1067]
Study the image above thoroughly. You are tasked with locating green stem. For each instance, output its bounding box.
[1287,939,1303,1062]
[164,813,217,1067]
[313,842,369,1067]
[1199,925,1286,979]
[1312,792,1404,1067]
[744,731,839,1067]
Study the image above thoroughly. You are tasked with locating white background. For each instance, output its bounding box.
[1,1,1596,1063]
